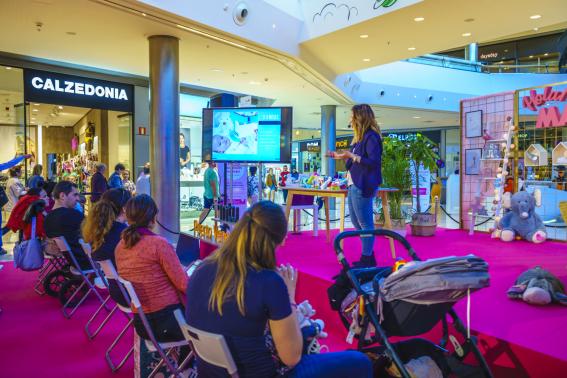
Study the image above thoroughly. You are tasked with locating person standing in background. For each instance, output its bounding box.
[27,164,45,189]
[328,104,383,267]
[0,154,32,255]
[198,161,219,224]
[179,133,191,169]
[247,166,260,206]
[90,163,108,203]
[136,165,151,196]
[5,166,24,214]
[122,170,136,194]
[108,163,125,189]
[279,165,290,204]
[265,168,277,202]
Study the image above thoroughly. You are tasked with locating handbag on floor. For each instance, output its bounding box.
[13,217,44,271]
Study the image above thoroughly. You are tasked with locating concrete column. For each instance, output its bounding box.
[320,105,337,177]
[466,43,478,63]
[148,35,180,242]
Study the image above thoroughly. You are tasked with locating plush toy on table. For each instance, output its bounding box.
[492,190,547,243]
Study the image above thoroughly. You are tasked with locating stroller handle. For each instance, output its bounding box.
[333,229,420,269]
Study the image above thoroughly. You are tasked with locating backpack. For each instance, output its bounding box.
[13,217,44,271]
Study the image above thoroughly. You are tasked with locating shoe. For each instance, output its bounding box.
[353,254,376,268]
[0,248,7,256]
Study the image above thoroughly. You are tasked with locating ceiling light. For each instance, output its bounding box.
[530,14,541,19]
[363,58,371,62]
[295,130,299,135]
[414,17,425,22]
[359,34,369,39]
[249,81,261,85]
[210,68,223,72]
[58,105,63,109]
[529,55,534,58]
[272,24,276,29]
[5,67,12,70]
[408,47,416,51]
[533,27,539,31]
[544,53,549,56]
[141,12,147,17]
[462,32,472,37]
[32,109,38,112]
[34,103,40,106]
[412,116,421,119]
[31,118,36,121]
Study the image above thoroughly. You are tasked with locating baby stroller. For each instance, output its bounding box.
[328,229,493,378]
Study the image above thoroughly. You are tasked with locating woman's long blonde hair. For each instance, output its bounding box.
[351,104,381,144]
[82,189,131,251]
[208,201,288,315]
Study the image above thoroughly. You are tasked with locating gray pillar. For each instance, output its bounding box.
[320,105,337,177]
[466,43,478,63]
[148,35,180,242]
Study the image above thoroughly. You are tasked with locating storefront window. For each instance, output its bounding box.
[0,66,26,178]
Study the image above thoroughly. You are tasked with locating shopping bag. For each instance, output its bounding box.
[13,218,44,271]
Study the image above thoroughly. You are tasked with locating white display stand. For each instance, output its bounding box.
[446,173,460,215]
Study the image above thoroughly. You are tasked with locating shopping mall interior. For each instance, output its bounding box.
[1,1,567,377]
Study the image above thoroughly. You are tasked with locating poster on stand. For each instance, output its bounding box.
[218,162,248,219]
[410,161,430,212]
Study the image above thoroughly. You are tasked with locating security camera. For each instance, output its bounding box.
[233,2,249,25]
[378,90,385,97]
[427,95,434,102]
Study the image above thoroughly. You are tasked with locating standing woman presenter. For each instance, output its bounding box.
[327,104,382,267]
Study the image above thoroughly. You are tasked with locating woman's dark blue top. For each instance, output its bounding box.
[346,130,383,198]
[186,261,291,377]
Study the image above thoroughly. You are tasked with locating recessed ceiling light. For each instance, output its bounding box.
[359,34,369,39]
[32,109,38,112]
[529,55,534,58]
[544,53,549,56]
[272,24,276,29]
[414,17,425,22]
[408,47,416,51]
[462,32,472,37]
[210,68,223,72]
[34,103,40,106]
[141,12,147,17]
[58,105,63,109]
[363,58,371,62]
[5,67,12,70]
[249,81,261,85]
[530,14,541,19]
[295,130,299,135]
[31,118,36,121]
[412,116,421,119]
[533,27,539,31]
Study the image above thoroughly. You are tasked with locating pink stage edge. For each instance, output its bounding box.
[1,228,566,377]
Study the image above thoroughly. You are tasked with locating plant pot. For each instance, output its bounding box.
[390,218,407,237]
[410,212,437,236]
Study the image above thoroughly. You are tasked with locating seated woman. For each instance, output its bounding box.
[115,194,188,345]
[82,188,131,306]
[186,201,372,378]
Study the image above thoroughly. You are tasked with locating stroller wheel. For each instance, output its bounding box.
[58,278,88,306]
[43,270,74,297]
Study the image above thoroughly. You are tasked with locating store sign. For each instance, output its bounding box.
[299,136,353,152]
[24,69,133,112]
[522,86,567,129]
[479,52,498,60]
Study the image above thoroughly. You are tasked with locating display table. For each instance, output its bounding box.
[284,187,399,257]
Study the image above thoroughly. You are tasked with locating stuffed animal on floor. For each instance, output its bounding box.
[492,190,547,243]
[507,266,567,305]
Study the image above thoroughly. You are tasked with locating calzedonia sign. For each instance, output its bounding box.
[522,86,567,129]
[24,69,133,112]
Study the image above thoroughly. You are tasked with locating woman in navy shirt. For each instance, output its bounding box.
[328,104,382,267]
[186,201,372,377]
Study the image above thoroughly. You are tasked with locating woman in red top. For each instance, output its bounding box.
[115,194,188,346]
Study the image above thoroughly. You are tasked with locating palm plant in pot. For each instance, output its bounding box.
[377,137,412,236]
[406,134,440,236]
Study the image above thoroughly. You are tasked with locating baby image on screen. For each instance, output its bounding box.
[213,110,259,156]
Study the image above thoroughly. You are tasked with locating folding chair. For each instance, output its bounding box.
[173,309,239,378]
[97,259,135,372]
[79,240,115,340]
[34,240,68,295]
[118,276,191,378]
[51,237,107,319]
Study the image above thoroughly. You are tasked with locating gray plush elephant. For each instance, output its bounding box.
[493,190,547,243]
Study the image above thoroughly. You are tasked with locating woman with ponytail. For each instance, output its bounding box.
[115,194,188,345]
[186,201,372,377]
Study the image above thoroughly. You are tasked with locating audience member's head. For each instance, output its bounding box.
[249,166,257,176]
[143,166,150,175]
[26,187,47,201]
[32,164,43,177]
[83,188,132,251]
[209,201,288,314]
[122,194,158,249]
[95,163,106,174]
[9,166,22,178]
[123,170,131,181]
[43,180,56,199]
[52,181,79,209]
[114,163,126,173]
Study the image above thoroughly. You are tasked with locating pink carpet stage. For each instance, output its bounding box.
[276,228,567,378]
[1,229,566,377]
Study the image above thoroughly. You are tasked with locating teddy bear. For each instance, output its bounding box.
[492,190,547,243]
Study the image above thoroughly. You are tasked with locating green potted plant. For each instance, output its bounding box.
[377,137,412,236]
[406,134,440,236]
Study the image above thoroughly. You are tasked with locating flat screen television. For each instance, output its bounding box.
[202,107,292,163]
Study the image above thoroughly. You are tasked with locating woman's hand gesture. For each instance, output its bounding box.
[326,150,353,160]
[277,263,298,302]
